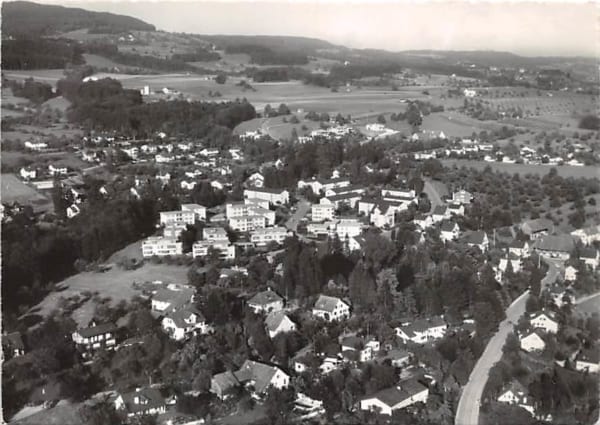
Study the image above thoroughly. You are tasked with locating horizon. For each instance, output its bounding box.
[26,0,599,58]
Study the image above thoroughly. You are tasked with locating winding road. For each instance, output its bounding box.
[455,259,560,425]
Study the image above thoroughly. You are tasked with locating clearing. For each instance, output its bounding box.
[0,174,53,212]
[29,261,189,327]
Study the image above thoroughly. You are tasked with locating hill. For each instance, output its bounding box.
[2,1,155,37]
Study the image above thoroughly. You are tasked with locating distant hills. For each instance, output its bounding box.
[2,1,155,37]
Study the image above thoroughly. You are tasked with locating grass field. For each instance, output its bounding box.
[30,261,189,327]
[4,69,66,85]
[1,174,53,212]
[441,159,599,179]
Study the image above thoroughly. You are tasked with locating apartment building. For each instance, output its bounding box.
[142,237,183,257]
[250,226,290,246]
[312,204,335,222]
[244,187,289,205]
[192,239,235,260]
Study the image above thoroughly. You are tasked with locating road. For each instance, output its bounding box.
[455,259,560,425]
[285,198,311,232]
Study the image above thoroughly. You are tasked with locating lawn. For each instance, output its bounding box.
[1,173,53,213]
[28,261,189,327]
[441,159,599,179]
[12,401,83,425]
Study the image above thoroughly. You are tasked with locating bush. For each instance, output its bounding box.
[579,114,600,130]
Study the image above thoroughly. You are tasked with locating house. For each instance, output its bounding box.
[452,189,473,205]
[395,317,447,344]
[265,311,296,338]
[334,218,363,239]
[575,347,599,373]
[341,336,380,362]
[211,360,290,399]
[250,226,290,246]
[440,221,460,242]
[298,177,350,194]
[463,231,489,252]
[19,167,37,180]
[320,192,362,209]
[66,204,81,219]
[2,332,25,358]
[151,284,195,312]
[571,225,600,245]
[447,203,465,216]
[248,289,284,314]
[534,235,575,260]
[520,331,546,352]
[246,172,265,188]
[529,312,559,334]
[244,187,289,205]
[413,214,434,229]
[313,295,351,321]
[522,218,554,239]
[360,378,429,415]
[499,254,522,273]
[162,307,210,341]
[229,215,267,232]
[547,285,573,308]
[72,322,117,357]
[509,240,531,258]
[141,237,182,257]
[203,227,228,241]
[497,381,535,416]
[312,204,335,222]
[431,206,450,223]
[160,208,196,227]
[378,348,412,367]
[564,265,578,282]
[580,247,599,270]
[114,387,167,418]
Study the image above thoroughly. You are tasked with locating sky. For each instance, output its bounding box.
[40,1,598,57]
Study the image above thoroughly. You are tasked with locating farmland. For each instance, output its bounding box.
[441,159,599,179]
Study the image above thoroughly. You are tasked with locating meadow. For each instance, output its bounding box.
[441,159,599,179]
[1,174,53,212]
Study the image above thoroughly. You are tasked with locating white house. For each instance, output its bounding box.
[564,265,578,282]
[451,190,473,205]
[141,237,182,257]
[160,209,196,227]
[229,215,267,232]
[431,206,450,223]
[244,187,289,205]
[497,381,535,416]
[529,312,559,334]
[575,348,599,374]
[509,240,531,258]
[181,203,207,221]
[520,331,546,352]
[66,204,81,219]
[580,248,599,270]
[265,311,296,338]
[114,387,166,418]
[395,317,447,344]
[571,225,600,246]
[248,289,284,314]
[499,254,522,274]
[19,167,37,180]
[192,239,235,260]
[162,307,211,341]
[463,231,489,252]
[360,378,429,416]
[246,172,265,188]
[334,218,363,239]
[151,284,195,312]
[210,360,289,399]
[440,221,460,242]
[312,295,350,322]
[25,141,48,151]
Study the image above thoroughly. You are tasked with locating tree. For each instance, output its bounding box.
[215,73,227,84]
[377,114,386,124]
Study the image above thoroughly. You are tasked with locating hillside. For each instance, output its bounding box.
[2,1,155,37]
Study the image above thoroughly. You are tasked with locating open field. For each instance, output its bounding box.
[1,174,53,212]
[4,69,66,85]
[13,401,82,425]
[1,151,33,170]
[441,159,599,178]
[29,262,189,327]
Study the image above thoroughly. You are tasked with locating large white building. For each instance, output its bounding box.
[250,226,290,246]
[312,204,335,222]
[298,177,350,194]
[181,204,207,221]
[335,218,363,239]
[203,227,228,241]
[160,210,196,227]
[142,237,183,257]
[192,239,235,260]
[244,187,289,205]
[226,201,275,226]
[229,215,267,232]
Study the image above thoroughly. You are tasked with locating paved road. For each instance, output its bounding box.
[285,198,311,232]
[455,259,560,425]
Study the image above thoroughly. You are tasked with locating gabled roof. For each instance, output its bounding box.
[523,218,553,233]
[534,235,575,253]
[265,311,293,333]
[119,387,165,415]
[314,295,348,312]
[234,360,286,394]
[212,370,239,393]
[77,322,117,338]
[398,317,446,337]
[164,306,205,329]
[509,239,528,249]
[432,205,447,215]
[580,247,598,259]
[440,221,458,232]
[362,378,427,407]
[152,286,194,307]
[248,290,283,306]
[577,346,600,363]
[463,230,487,245]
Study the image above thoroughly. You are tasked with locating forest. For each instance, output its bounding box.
[224,44,309,65]
[1,38,85,70]
[56,77,256,137]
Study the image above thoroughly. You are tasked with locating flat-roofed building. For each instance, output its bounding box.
[142,236,182,257]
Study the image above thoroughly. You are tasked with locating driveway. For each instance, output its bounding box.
[455,256,560,424]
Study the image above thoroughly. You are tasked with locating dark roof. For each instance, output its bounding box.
[580,247,598,259]
[119,387,165,415]
[165,306,205,328]
[509,239,528,249]
[577,346,600,363]
[248,290,283,306]
[234,360,284,393]
[534,235,575,253]
[522,218,553,233]
[314,294,347,312]
[463,230,487,245]
[341,336,363,350]
[362,378,427,407]
[77,323,117,338]
[432,205,447,215]
[265,311,293,332]
[440,221,458,232]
